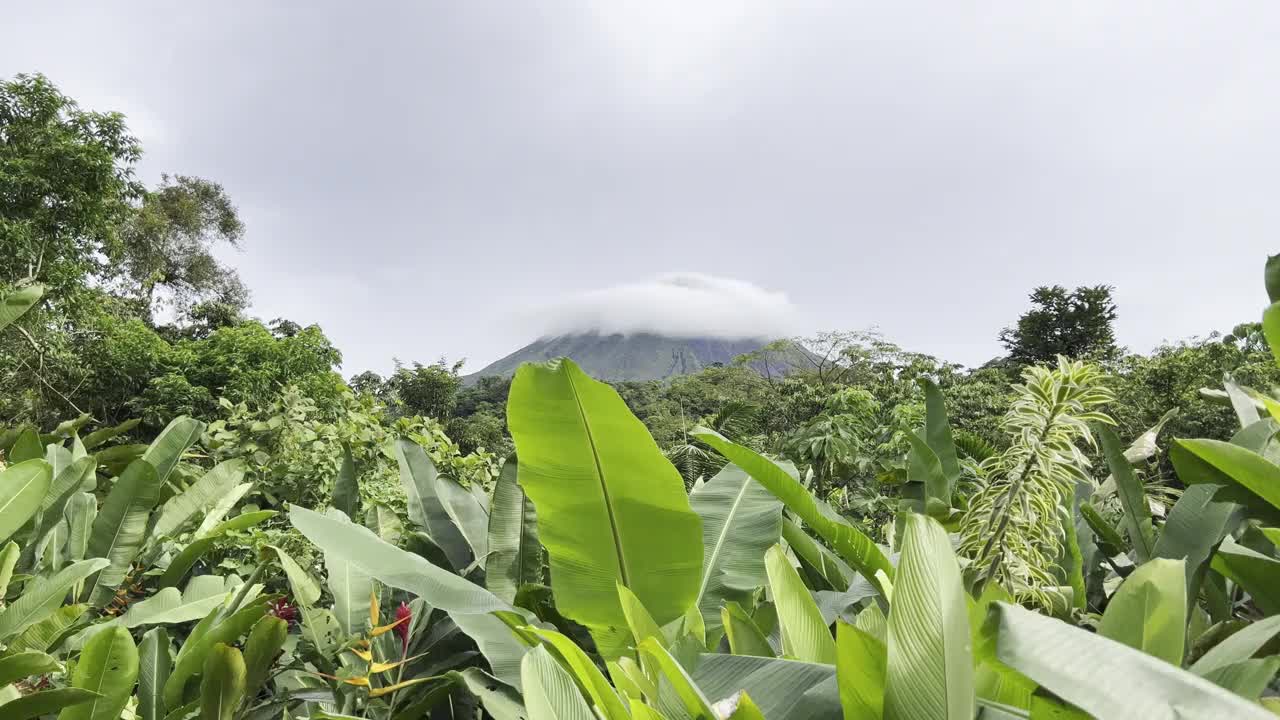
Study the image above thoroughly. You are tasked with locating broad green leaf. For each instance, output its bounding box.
[1154,479,1237,603]
[1177,437,1280,511]
[85,459,162,605]
[0,558,108,640]
[60,625,139,720]
[0,284,43,331]
[508,359,703,653]
[1192,615,1280,676]
[81,418,140,451]
[0,459,52,544]
[837,622,887,720]
[1099,426,1154,563]
[619,582,666,650]
[200,643,245,720]
[149,460,246,542]
[520,645,596,720]
[394,438,471,570]
[529,627,631,719]
[448,668,528,720]
[691,463,782,641]
[1210,536,1280,614]
[1202,658,1280,700]
[693,428,892,597]
[365,503,402,544]
[1097,558,1186,665]
[0,650,60,685]
[289,505,508,614]
[721,602,775,658]
[9,429,42,463]
[141,417,205,485]
[884,513,973,720]
[158,511,275,588]
[164,596,271,709]
[2,688,99,720]
[64,492,96,563]
[119,575,233,628]
[905,433,951,517]
[138,628,172,720]
[322,509,372,636]
[692,654,837,720]
[192,483,251,538]
[24,457,95,567]
[764,545,835,663]
[921,379,961,492]
[1265,302,1280,368]
[486,454,541,604]
[332,442,359,520]
[0,540,18,596]
[243,616,287,700]
[968,584,1035,712]
[637,637,717,720]
[436,472,489,565]
[782,517,853,592]
[993,601,1273,719]
[7,603,88,654]
[452,611,537,691]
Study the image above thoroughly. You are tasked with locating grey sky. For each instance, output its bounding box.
[4,3,1277,375]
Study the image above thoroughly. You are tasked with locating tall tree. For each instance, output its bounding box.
[0,73,142,296]
[117,174,248,321]
[999,285,1118,364]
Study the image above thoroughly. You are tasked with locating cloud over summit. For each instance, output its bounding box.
[534,272,799,340]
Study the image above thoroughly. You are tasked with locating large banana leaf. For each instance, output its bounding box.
[1176,438,1280,511]
[486,455,541,604]
[289,505,508,614]
[332,443,359,520]
[84,459,162,605]
[520,645,597,720]
[993,601,1273,719]
[507,359,703,652]
[149,459,246,542]
[163,596,271,709]
[1099,426,1155,563]
[118,575,235,628]
[0,459,52,544]
[1191,615,1280,676]
[321,510,373,636]
[764,545,835,664]
[141,417,204,485]
[692,654,839,720]
[81,418,140,451]
[837,621,887,720]
[884,513,973,720]
[393,438,472,570]
[691,463,782,642]
[1210,536,1280,614]
[158,510,276,588]
[200,643,246,720]
[0,284,43,332]
[1097,558,1186,665]
[7,603,88,654]
[782,517,853,592]
[61,625,139,720]
[138,628,172,720]
[242,617,287,700]
[693,428,892,597]
[0,558,107,640]
[436,471,490,565]
[1,688,99,720]
[0,650,60,685]
[721,601,775,658]
[528,627,630,718]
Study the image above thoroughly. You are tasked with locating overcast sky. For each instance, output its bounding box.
[4,3,1277,375]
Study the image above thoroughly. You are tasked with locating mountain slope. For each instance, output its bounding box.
[467,332,791,383]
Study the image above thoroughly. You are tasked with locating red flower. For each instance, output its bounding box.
[269,597,298,627]
[395,601,412,651]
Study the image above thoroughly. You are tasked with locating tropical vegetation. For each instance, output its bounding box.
[5,73,1280,718]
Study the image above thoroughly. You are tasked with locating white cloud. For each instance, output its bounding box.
[531,272,800,340]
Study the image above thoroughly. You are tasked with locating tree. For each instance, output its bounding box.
[999,285,1118,364]
[386,359,464,420]
[117,174,248,321]
[0,73,142,296]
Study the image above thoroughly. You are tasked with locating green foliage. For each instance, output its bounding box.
[1000,284,1119,364]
